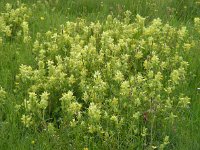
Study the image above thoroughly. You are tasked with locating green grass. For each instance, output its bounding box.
[0,0,200,149]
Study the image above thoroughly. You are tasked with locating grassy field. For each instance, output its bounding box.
[0,0,200,149]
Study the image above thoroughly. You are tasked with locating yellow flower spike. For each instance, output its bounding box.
[110,115,118,123]
[135,51,143,59]
[0,87,6,105]
[39,91,49,109]
[88,102,101,122]
[135,14,145,27]
[21,115,33,128]
[114,71,124,82]
[194,17,200,25]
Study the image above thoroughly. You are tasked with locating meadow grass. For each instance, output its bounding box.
[0,0,199,149]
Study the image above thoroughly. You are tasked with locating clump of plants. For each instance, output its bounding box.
[15,11,191,149]
[0,2,31,43]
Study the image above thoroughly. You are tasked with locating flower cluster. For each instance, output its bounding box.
[16,11,191,148]
[0,87,6,106]
[0,3,31,43]
[194,17,200,33]
[0,87,7,122]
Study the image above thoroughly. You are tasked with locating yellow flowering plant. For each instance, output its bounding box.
[0,2,31,43]
[15,11,192,148]
[194,17,200,33]
[0,87,7,123]
[0,87,6,105]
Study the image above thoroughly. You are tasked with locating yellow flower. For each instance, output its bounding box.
[183,43,191,52]
[21,115,32,127]
[88,103,101,122]
[40,17,45,20]
[0,87,6,104]
[31,140,35,145]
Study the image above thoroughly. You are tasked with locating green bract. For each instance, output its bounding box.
[16,11,191,148]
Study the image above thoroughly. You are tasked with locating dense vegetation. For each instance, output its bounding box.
[0,0,199,149]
